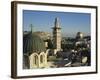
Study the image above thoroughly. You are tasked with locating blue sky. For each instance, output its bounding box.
[23,10,91,37]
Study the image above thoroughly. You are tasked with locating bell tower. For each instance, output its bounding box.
[52,17,61,51]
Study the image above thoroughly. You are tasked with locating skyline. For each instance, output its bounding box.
[23,10,91,37]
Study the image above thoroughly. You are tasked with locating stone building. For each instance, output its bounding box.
[23,27,48,69]
[52,17,61,52]
[23,17,62,69]
[76,32,83,40]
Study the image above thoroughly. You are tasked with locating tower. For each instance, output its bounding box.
[52,17,61,51]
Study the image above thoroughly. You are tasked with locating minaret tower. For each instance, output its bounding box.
[52,17,61,51]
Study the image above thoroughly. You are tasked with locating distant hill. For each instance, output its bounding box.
[33,31,51,40]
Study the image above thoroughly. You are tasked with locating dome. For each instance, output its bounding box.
[23,32,46,54]
[76,32,83,39]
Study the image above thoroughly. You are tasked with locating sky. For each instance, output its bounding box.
[23,10,91,37]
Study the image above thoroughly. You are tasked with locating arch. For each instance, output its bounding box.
[39,52,47,68]
[29,53,39,68]
[34,55,38,65]
[40,52,45,63]
[32,53,39,66]
[40,52,45,64]
[40,55,44,63]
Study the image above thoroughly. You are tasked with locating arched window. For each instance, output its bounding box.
[40,55,44,63]
[34,55,38,65]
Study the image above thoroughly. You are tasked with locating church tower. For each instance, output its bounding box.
[52,17,61,51]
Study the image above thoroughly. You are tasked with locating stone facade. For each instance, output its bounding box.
[23,17,62,69]
[52,17,61,51]
[23,51,48,69]
[29,52,47,69]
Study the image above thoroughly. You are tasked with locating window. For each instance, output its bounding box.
[40,55,44,63]
[34,55,38,65]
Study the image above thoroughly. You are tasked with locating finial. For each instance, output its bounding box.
[55,17,60,28]
[56,17,59,21]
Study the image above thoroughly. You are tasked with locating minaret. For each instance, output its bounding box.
[52,17,61,51]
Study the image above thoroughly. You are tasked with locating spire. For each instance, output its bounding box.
[55,17,60,28]
[30,24,33,33]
